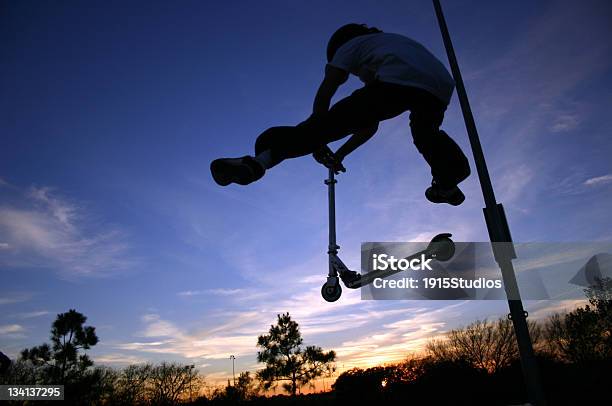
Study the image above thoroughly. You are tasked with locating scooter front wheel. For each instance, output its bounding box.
[321,282,342,302]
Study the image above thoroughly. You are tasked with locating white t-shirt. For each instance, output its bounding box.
[328,32,455,105]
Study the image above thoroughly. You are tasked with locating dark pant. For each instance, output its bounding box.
[255,81,470,187]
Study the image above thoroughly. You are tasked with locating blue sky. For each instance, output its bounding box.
[2,0,612,389]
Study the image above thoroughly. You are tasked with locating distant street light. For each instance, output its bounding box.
[229,355,236,386]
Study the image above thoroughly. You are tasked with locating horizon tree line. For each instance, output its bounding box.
[1,277,610,404]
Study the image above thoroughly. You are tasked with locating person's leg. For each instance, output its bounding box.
[212,118,367,187]
[212,82,412,186]
[256,82,417,163]
[410,112,470,187]
[408,90,470,204]
[256,96,381,161]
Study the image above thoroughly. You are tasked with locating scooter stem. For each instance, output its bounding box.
[326,168,338,252]
[326,168,339,277]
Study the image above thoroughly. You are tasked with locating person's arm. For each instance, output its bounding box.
[335,124,379,161]
[313,145,346,173]
[312,64,349,116]
[312,124,378,173]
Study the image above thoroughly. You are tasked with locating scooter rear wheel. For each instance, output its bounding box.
[321,282,342,302]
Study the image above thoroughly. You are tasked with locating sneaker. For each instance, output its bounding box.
[425,180,465,206]
[210,156,265,186]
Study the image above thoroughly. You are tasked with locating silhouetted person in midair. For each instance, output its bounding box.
[211,24,470,205]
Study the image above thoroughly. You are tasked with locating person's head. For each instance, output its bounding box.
[326,23,383,62]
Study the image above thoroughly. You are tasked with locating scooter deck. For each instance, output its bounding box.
[344,247,432,289]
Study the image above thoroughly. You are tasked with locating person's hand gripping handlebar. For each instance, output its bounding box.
[313,145,346,174]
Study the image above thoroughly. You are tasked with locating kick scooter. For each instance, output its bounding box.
[320,167,456,302]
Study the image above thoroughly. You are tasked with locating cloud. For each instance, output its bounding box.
[451,0,611,183]
[204,371,234,383]
[0,324,25,336]
[528,299,586,320]
[334,303,466,367]
[178,288,245,297]
[115,284,465,377]
[115,312,262,363]
[496,164,534,204]
[584,174,612,187]
[550,171,612,197]
[141,314,184,338]
[0,183,135,277]
[177,291,201,297]
[470,0,612,112]
[28,187,78,229]
[206,288,245,296]
[115,287,365,366]
[13,311,50,319]
[94,353,149,366]
[550,113,581,133]
[0,292,33,305]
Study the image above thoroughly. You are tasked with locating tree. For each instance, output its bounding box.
[333,365,396,399]
[235,371,259,400]
[0,358,37,386]
[545,277,612,362]
[20,309,99,382]
[426,318,542,373]
[148,362,200,405]
[111,364,152,405]
[17,309,109,404]
[256,313,336,396]
[0,351,10,374]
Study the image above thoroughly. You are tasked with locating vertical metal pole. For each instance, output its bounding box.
[326,168,339,276]
[328,169,337,249]
[431,1,546,405]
